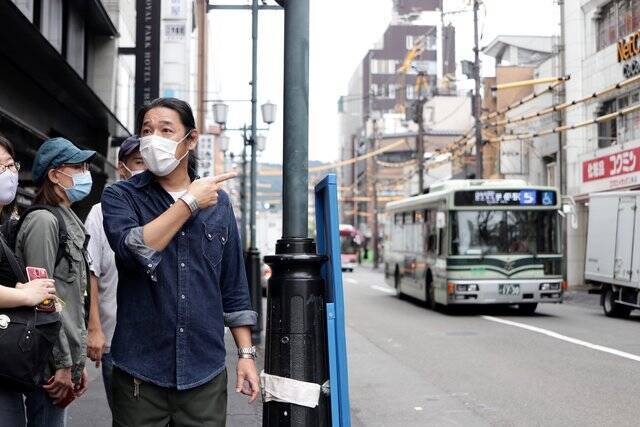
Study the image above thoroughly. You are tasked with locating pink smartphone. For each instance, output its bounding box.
[26,266,55,312]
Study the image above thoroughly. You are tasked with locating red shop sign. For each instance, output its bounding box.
[583,146,640,182]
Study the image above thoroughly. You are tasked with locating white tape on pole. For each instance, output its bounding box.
[260,371,322,408]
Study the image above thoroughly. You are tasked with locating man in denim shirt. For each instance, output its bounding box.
[101,98,258,426]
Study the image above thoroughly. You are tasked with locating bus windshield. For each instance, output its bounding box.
[450,210,559,255]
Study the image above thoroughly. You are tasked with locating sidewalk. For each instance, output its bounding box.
[67,331,264,426]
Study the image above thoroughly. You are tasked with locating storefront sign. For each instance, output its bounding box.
[135,0,160,112]
[618,31,640,78]
[582,146,640,183]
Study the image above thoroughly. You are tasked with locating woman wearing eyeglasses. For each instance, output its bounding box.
[0,133,58,427]
[15,137,95,426]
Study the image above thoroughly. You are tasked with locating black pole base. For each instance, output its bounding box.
[263,238,330,427]
[245,248,263,345]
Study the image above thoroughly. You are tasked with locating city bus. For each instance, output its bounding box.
[383,180,564,313]
[340,224,361,272]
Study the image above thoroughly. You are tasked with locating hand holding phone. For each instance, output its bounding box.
[26,267,56,312]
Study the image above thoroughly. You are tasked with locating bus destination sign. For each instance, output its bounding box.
[454,189,557,207]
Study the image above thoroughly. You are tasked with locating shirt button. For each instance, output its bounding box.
[181,294,185,299]
[179,328,184,333]
[181,231,186,236]
[207,234,212,239]
[180,263,186,268]
[221,237,226,243]
[148,263,153,268]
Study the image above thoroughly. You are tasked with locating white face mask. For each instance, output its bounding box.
[139,131,192,177]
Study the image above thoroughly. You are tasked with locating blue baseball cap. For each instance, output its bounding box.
[118,135,140,161]
[32,137,96,185]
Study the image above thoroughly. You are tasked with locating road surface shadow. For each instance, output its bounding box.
[396,293,557,318]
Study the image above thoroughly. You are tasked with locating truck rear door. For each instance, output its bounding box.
[614,196,636,281]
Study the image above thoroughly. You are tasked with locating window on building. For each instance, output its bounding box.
[370,59,397,74]
[597,0,640,50]
[425,34,437,50]
[545,160,557,187]
[65,2,85,77]
[598,99,618,148]
[12,0,35,21]
[40,0,63,53]
[406,35,414,50]
[597,91,640,147]
[406,85,415,100]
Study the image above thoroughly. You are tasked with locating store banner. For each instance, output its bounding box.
[582,146,640,183]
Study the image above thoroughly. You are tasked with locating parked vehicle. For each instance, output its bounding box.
[585,191,640,318]
[340,224,361,272]
[384,179,565,313]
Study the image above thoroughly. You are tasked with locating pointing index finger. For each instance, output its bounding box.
[212,172,238,183]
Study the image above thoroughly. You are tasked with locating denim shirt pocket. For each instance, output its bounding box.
[202,224,228,269]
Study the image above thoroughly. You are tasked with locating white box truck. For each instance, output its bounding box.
[585,191,640,317]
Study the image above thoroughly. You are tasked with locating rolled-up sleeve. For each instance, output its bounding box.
[220,202,257,327]
[101,185,162,278]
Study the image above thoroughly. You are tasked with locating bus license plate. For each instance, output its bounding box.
[498,284,520,296]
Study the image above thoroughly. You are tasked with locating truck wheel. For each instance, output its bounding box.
[517,303,538,315]
[602,286,632,318]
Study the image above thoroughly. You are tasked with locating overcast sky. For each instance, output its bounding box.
[206,0,560,165]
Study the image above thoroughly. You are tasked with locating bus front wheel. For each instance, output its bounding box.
[426,280,436,310]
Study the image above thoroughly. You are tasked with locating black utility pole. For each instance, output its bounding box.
[241,126,248,248]
[264,0,330,425]
[473,0,483,178]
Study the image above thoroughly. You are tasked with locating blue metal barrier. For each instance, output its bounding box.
[314,174,351,427]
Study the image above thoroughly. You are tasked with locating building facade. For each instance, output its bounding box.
[0,0,131,218]
[338,0,456,232]
[563,0,640,286]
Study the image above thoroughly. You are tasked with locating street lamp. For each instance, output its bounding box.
[212,102,229,127]
[256,134,267,152]
[218,133,230,152]
[261,101,277,125]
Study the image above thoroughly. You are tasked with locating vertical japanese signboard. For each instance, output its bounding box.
[135,0,161,113]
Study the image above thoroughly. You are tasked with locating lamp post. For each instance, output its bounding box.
[212,100,276,344]
[218,134,230,172]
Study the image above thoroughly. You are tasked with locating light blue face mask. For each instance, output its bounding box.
[58,170,93,203]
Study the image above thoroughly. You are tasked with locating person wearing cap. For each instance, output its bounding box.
[16,137,95,426]
[84,135,145,412]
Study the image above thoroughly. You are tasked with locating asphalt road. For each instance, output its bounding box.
[344,266,640,427]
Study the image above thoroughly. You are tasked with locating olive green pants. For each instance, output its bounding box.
[112,367,227,427]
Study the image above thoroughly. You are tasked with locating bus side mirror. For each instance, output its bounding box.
[436,212,446,229]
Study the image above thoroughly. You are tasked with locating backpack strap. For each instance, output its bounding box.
[0,234,27,284]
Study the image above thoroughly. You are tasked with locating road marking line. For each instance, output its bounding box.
[483,316,640,363]
[344,278,358,284]
[371,285,396,294]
